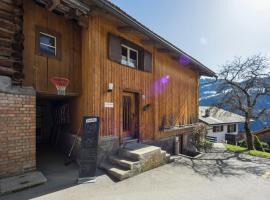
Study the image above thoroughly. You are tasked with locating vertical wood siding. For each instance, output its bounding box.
[72,14,199,141]
[23,1,82,94]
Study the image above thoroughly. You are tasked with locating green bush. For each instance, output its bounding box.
[261,142,269,150]
[238,140,247,148]
[199,140,213,152]
[254,135,269,152]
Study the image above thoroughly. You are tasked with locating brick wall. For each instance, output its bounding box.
[0,92,36,178]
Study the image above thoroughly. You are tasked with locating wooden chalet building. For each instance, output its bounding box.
[0,0,215,178]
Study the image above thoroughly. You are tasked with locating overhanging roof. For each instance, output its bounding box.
[87,0,216,77]
[199,106,246,125]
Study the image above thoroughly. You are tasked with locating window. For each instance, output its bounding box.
[36,26,61,59]
[108,34,152,72]
[121,45,138,68]
[227,124,237,133]
[213,125,223,133]
[39,32,57,56]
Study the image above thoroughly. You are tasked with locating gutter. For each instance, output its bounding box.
[92,0,216,77]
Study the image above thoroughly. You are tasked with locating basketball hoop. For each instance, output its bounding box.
[50,77,70,95]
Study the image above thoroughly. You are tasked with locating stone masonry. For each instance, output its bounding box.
[0,76,36,178]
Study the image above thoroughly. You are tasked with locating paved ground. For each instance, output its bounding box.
[1,149,270,200]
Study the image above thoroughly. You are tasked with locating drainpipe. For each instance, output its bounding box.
[174,136,179,155]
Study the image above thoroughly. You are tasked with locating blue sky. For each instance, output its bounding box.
[110,0,270,72]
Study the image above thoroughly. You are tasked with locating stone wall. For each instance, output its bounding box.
[0,76,36,178]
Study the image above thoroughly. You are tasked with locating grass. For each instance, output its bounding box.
[224,144,270,159]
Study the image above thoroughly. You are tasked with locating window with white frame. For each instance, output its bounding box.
[121,44,138,68]
[227,124,237,133]
[36,26,60,59]
[39,32,57,57]
[213,125,224,133]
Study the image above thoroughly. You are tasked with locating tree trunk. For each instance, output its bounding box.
[244,121,254,150]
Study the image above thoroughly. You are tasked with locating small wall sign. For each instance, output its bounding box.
[104,102,114,108]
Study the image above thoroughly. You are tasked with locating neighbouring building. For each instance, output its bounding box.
[253,127,270,146]
[199,106,245,144]
[0,0,215,179]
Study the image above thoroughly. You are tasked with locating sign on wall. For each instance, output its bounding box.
[78,116,99,184]
[104,102,114,108]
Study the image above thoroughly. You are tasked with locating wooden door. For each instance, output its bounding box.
[122,92,139,140]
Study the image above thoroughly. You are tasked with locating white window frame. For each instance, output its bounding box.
[39,32,57,56]
[121,44,138,68]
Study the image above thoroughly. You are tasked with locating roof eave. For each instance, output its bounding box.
[91,0,216,77]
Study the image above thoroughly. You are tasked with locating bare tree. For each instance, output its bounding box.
[217,55,270,150]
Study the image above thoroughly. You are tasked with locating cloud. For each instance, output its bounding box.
[199,37,208,46]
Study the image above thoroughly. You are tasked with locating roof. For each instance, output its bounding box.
[253,127,270,135]
[199,106,246,125]
[85,0,216,77]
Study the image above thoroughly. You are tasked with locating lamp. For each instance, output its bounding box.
[108,83,113,92]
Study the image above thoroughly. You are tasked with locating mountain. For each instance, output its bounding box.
[199,78,270,132]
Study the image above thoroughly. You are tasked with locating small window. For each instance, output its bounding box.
[227,124,237,133]
[36,26,61,59]
[39,32,57,56]
[121,44,138,68]
[213,125,223,133]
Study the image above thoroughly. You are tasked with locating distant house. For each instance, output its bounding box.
[199,106,245,143]
[254,128,270,146]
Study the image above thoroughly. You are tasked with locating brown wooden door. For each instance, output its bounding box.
[122,92,139,140]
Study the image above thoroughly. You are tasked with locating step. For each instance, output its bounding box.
[109,155,140,170]
[100,162,131,181]
[119,143,162,160]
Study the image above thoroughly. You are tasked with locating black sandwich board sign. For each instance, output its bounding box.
[78,116,99,184]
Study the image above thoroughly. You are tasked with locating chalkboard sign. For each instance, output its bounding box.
[78,116,99,184]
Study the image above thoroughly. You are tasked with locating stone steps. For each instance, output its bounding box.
[99,162,131,180]
[100,143,171,181]
[109,155,140,170]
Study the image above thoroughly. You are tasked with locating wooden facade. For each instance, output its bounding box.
[2,0,212,144]
[23,1,82,95]
[0,0,24,84]
[71,14,199,142]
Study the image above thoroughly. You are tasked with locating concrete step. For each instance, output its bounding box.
[119,143,162,160]
[109,155,140,170]
[100,162,131,181]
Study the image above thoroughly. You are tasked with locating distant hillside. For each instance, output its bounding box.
[199,78,270,132]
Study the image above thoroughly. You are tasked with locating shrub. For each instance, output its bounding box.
[254,135,269,152]
[199,140,213,152]
[238,140,247,148]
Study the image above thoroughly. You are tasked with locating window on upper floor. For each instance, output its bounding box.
[108,33,152,72]
[213,125,224,133]
[121,44,138,68]
[39,32,56,56]
[227,124,237,133]
[36,26,61,59]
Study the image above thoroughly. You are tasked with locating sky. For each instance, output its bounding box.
[110,0,270,73]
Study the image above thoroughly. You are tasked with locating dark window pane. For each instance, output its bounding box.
[130,50,137,60]
[122,46,128,57]
[40,33,56,46]
[40,43,56,56]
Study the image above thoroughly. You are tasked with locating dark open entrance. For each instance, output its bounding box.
[36,96,79,187]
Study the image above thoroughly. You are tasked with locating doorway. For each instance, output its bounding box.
[122,92,139,141]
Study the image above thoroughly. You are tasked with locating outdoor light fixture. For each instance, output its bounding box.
[108,83,113,92]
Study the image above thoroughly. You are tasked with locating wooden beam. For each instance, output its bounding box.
[117,26,138,33]
[64,8,79,20]
[78,15,88,29]
[140,39,157,45]
[0,66,17,76]
[157,48,171,53]
[44,0,61,11]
